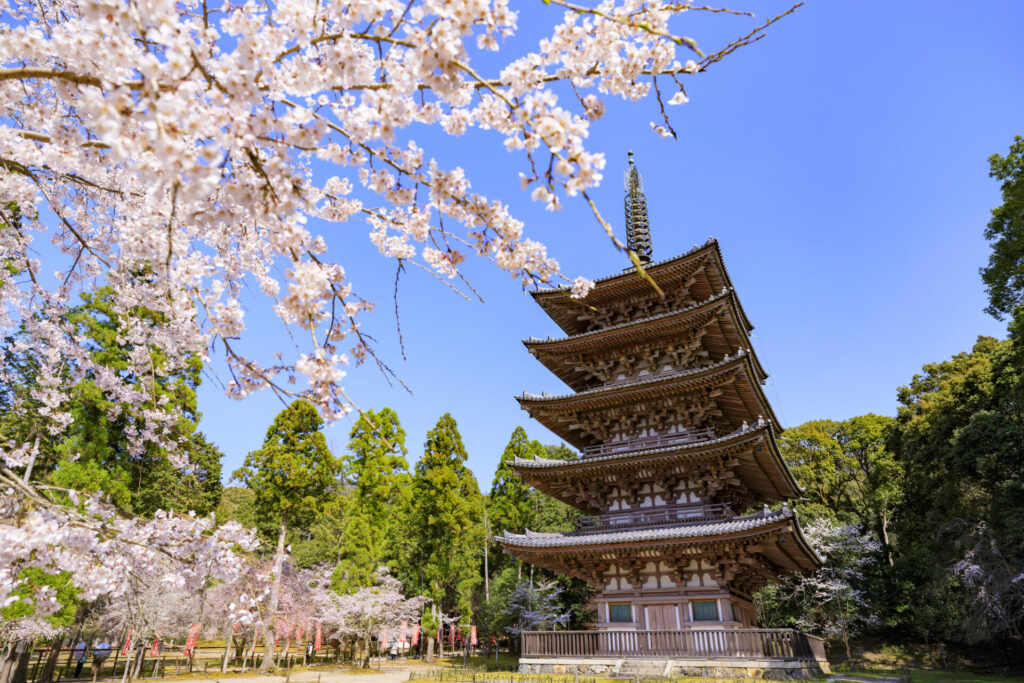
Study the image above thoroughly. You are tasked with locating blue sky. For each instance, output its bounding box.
[198,0,1023,489]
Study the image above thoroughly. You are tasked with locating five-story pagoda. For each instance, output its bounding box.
[499,155,824,675]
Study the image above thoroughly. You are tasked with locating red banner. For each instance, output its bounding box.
[232,623,239,634]
[399,621,408,643]
[149,639,159,658]
[381,629,389,650]
[470,626,477,646]
[314,623,322,651]
[120,626,133,659]
[184,624,201,655]
[411,625,420,647]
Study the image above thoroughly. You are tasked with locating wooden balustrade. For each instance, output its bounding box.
[520,629,827,662]
[579,428,716,458]
[577,503,734,533]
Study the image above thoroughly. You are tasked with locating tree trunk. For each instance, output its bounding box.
[424,637,434,664]
[261,516,288,671]
[0,646,16,683]
[9,641,32,683]
[244,625,259,671]
[38,636,65,683]
[221,624,233,674]
[120,643,132,683]
[879,514,894,566]
[483,509,490,604]
[359,637,370,670]
[276,638,289,668]
[130,646,145,681]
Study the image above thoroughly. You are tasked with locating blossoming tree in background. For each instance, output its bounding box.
[0,0,799,616]
[311,567,427,668]
[771,519,880,663]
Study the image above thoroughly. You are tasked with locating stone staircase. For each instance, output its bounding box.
[612,659,674,680]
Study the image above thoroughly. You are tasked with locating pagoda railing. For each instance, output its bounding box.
[520,629,827,663]
[577,503,734,533]
[580,428,716,458]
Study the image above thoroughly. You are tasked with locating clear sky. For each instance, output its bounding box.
[197,1,1023,490]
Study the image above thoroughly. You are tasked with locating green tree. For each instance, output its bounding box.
[407,414,485,641]
[0,287,223,516]
[292,497,347,569]
[333,408,409,592]
[981,135,1024,320]
[489,427,542,535]
[780,414,901,565]
[215,486,258,529]
[233,399,340,669]
[892,336,1024,642]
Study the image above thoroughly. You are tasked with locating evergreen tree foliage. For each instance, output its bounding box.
[406,413,485,624]
[291,496,347,568]
[333,408,409,592]
[215,486,259,529]
[981,135,1024,320]
[543,443,577,460]
[489,426,543,535]
[0,287,223,516]
[233,399,340,533]
[233,399,340,669]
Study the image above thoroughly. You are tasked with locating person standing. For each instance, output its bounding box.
[73,641,87,678]
[91,641,111,682]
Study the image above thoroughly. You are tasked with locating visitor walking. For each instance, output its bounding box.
[91,641,111,682]
[73,641,87,678]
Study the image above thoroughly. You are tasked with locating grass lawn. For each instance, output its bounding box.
[412,669,1023,683]
[903,671,1023,682]
[814,671,1023,682]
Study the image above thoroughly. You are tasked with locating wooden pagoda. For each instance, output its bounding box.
[499,155,826,677]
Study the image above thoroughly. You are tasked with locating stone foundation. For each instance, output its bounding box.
[517,657,829,681]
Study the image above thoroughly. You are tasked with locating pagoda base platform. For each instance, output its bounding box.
[519,629,829,680]
[517,657,828,680]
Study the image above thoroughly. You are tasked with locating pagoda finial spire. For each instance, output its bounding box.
[624,151,653,264]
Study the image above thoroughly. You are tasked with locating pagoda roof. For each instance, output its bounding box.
[530,238,754,336]
[511,419,803,505]
[500,504,799,548]
[517,351,779,448]
[499,505,822,579]
[523,288,765,392]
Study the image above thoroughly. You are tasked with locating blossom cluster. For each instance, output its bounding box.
[0,0,732,430]
[0,482,258,622]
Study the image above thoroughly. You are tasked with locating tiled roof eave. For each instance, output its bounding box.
[517,352,782,429]
[511,421,773,469]
[522,289,736,348]
[529,239,754,332]
[499,506,795,549]
[518,351,751,403]
[531,238,723,298]
[512,419,805,501]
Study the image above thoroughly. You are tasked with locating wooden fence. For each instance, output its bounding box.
[520,629,827,663]
[17,644,338,682]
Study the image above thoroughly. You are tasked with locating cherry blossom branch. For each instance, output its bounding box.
[541,0,703,54]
